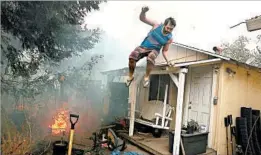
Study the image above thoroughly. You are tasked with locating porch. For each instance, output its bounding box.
[126,59,221,154]
[128,66,187,153]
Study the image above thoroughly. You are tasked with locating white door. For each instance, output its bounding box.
[188,66,213,129]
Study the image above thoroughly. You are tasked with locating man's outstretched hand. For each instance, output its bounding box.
[167,61,175,67]
[141,6,149,13]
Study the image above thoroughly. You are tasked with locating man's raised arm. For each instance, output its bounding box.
[139,6,158,27]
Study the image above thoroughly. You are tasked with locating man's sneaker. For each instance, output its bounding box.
[125,76,134,87]
[143,78,150,88]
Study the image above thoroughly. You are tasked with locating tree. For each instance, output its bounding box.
[1,1,104,78]
[1,1,106,99]
[221,35,261,68]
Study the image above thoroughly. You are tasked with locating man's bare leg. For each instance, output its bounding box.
[126,58,136,86]
[143,61,153,87]
[129,58,136,78]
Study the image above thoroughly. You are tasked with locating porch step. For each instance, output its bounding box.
[199,148,217,155]
[119,132,217,155]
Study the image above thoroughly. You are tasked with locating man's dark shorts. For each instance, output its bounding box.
[129,46,159,65]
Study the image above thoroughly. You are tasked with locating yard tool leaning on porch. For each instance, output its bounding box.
[228,115,234,155]
[224,117,229,155]
[67,114,79,155]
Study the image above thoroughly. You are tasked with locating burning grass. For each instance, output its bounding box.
[1,92,105,154]
[1,106,51,155]
[1,132,31,155]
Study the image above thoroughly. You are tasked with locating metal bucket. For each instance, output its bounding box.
[52,140,68,155]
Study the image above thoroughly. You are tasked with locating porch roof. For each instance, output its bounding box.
[172,42,230,61]
[172,42,261,70]
[101,58,222,75]
[101,42,261,75]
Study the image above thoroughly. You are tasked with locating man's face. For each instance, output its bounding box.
[163,21,175,34]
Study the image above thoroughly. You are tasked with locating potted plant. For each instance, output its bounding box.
[186,119,199,134]
[169,120,208,154]
[181,120,208,154]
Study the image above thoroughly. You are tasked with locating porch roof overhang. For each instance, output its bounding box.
[174,58,222,67]
[101,58,223,76]
[151,58,222,75]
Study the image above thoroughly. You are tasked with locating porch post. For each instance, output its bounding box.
[128,74,143,136]
[128,79,136,136]
[173,68,187,155]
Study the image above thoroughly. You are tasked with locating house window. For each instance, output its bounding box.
[148,74,170,102]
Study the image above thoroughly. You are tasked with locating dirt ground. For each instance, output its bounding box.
[46,143,149,155]
[103,142,150,155]
[124,144,150,155]
[48,135,150,155]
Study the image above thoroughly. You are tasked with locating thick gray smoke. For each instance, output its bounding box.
[1,19,139,155]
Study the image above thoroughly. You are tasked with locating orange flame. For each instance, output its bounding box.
[49,107,69,135]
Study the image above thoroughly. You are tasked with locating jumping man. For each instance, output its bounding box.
[126,6,176,87]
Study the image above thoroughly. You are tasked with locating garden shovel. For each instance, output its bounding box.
[67,114,79,155]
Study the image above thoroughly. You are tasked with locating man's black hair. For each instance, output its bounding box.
[213,46,218,52]
[164,17,176,27]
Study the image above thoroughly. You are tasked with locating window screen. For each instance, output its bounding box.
[148,74,170,102]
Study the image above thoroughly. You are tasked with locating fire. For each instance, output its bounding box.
[49,107,69,135]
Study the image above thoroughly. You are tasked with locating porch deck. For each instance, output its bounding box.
[119,132,217,155]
